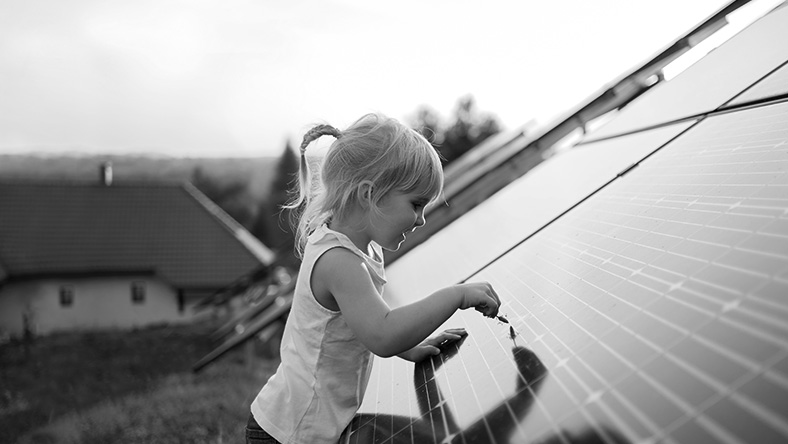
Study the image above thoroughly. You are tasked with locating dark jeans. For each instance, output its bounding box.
[246,414,281,444]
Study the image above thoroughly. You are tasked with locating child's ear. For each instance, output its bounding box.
[357,181,374,208]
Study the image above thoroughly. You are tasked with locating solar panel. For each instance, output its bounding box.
[584,3,788,142]
[383,121,697,307]
[344,98,788,443]
[727,60,788,106]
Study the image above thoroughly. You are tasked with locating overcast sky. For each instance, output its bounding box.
[0,0,769,158]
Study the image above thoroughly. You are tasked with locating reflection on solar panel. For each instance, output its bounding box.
[584,2,788,142]
[345,3,788,443]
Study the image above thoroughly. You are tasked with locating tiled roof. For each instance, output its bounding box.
[0,181,274,288]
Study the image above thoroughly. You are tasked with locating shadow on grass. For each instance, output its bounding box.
[0,321,279,444]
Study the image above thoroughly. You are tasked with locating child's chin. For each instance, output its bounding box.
[383,240,404,252]
[382,244,402,252]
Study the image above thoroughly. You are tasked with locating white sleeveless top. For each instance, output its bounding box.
[251,225,386,444]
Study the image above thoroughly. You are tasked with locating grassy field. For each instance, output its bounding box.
[0,321,279,444]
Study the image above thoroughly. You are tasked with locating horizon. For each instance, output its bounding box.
[0,0,777,158]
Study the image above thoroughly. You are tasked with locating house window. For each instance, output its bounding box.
[131,281,146,304]
[60,285,74,307]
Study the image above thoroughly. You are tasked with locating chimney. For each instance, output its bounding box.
[100,161,113,186]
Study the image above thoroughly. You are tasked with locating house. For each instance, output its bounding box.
[0,170,274,338]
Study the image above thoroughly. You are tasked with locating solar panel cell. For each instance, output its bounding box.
[670,336,752,386]
[672,416,730,443]
[616,371,687,428]
[592,391,653,440]
[742,371,788,417]
[704,395,787,443]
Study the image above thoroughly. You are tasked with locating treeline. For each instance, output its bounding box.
[194,95,504,269]
[409,95,501,165]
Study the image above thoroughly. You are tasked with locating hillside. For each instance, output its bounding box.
[0,153,278,201]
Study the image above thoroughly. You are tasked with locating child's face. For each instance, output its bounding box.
[368,190,429,251]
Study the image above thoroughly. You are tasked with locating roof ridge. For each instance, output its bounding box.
[181,183,275,265]
[0,179,186,188]
[181,182,246,232]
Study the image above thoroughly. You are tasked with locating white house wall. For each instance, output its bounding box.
[0,276,197,337]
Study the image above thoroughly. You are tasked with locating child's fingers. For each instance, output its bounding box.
[434,333,462,346]
[475,304,498,318]
[486,284,501,317]
[489,285,501,306]
[442,328,468,337]
[473,282,501,318]
[457,282,502,317]
[475,296,500,318]
[432,330,467,349]
[482,283,501,308]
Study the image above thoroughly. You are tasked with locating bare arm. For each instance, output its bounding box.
[315,248,500,357]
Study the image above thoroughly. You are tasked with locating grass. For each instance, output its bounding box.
[0,320,280,444]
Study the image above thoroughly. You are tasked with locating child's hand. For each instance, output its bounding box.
[399,328,467,362]
[457,282,501,318]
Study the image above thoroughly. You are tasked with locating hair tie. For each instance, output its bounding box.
[300,124,342,154]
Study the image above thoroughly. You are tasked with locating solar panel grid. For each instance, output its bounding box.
[495,281,644,442]
[346,95,788,442]
[517,103,786,441]
[449,342,491,443]
[478,245,774,442]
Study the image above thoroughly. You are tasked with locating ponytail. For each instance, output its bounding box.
[285,124,342,256]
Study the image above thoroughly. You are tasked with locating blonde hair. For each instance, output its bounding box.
[286,113,443,257]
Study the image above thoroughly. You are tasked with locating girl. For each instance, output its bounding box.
[247,113,501,444]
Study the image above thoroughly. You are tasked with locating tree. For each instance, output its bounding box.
[409,95,502,166]
[252,141,300,268]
